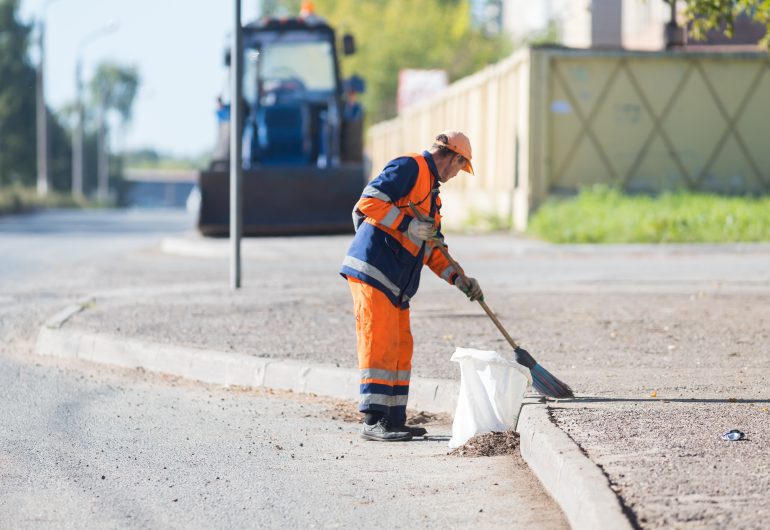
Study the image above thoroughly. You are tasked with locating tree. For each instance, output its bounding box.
[677,0,770,47]
[47,107,73,192]
[0,0,73,193]
[88,61,140,202]
[324,0,512,122]
[266,0,512,123]
[89,62,140,128]
[0,0,36,186]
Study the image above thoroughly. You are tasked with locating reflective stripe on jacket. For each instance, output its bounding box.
[340,151,459,308]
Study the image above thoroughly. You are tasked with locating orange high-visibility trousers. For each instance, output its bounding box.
[348,278,412,425]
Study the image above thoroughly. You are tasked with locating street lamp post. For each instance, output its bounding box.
[35,19,48,196]
[35,0,63,197]
[72,21,118,200]
[72,57,84,199]
[230,0,243,290]
[96,96,109,203]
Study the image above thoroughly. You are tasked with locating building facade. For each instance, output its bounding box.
[501,0,764,50]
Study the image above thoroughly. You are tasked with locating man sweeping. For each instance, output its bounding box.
[340,131,483,441]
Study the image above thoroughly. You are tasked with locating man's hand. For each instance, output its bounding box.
[454,276,483,301]
[408,217,436,241]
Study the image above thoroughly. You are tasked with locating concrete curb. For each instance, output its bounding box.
[518,402,633,530]
[34,327,458,415]
[43,297,93,329]
[35,323,632,529]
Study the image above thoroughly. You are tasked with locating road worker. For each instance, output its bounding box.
[340,131,483,441]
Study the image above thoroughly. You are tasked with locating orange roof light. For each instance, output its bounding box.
[299,1,315,17]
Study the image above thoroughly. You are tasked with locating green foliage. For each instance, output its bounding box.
[0,0,73,192]
[463,208,512,232]
[0,0,36,186]
[47,113,72,192]
[124,148,208,170]
[267,0,512,123]
[681,0,770,48]
[0,184,88,215]
[528,19,561,46]
[89,62,140,125]
[528,185,770,243]
[86,61,140,203]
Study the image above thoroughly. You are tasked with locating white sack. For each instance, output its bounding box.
[448,347,529,449]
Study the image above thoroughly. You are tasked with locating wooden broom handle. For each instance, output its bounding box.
[408,202,520,350]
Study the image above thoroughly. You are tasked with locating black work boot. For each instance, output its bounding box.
[360,417,413,441]
[399,425,427,437]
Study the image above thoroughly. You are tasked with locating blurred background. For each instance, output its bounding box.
[1,0,768,241]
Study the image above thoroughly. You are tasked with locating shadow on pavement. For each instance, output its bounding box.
[554,396,770,405]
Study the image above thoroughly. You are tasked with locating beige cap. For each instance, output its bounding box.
[435,130,474,174]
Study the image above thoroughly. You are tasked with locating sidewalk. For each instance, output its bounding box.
[36,234,770,528]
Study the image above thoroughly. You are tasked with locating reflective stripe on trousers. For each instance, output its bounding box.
[348,277,412,426]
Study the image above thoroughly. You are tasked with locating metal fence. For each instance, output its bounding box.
[366,47,770,231]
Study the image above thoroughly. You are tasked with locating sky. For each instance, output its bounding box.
[20,0,264,158]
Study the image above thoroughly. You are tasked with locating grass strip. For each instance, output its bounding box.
[0,185,89,216]
[528,186,770,243]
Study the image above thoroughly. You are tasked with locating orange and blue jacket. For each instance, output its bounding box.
[340,151,459,308]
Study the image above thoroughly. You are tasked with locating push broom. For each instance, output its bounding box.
[409,203,574,399]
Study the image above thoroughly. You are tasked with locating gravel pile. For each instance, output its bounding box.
[450,430,520,457]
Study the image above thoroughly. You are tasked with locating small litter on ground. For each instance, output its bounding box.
[721,429,746,441]
[449,430,520,457]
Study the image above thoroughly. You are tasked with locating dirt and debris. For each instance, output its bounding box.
[326,400,452,426]
[406,410,450,425]
[450,430,520,457]
[326,400,362,423]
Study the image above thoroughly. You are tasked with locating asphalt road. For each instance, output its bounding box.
[0,209,568,529]
[0,209,193,285]
[0,209,196,348]
[0,352,569,529]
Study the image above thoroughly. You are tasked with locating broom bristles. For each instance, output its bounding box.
[531,363,574,399]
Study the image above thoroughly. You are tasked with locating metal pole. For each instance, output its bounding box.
[72,58,84,199]
[71,21,119,200]
[97,100,108,202]
[36,19,49,196]
[230,0,243,290]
